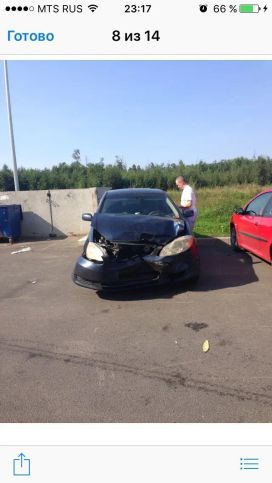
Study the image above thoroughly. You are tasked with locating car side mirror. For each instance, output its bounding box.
[234,207,244,215]
[244,210,257,216]
[82,213,93,222]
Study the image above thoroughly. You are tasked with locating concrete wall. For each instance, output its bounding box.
[0,187,109,238]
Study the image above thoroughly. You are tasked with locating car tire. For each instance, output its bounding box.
[230,226,240,251]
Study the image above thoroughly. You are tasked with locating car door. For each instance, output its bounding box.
[257,194,272,262]
[237,192,272,256]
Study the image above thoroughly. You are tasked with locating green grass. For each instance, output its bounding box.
[168,184,272,237]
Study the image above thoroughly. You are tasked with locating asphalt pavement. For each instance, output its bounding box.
[0,236,271,422]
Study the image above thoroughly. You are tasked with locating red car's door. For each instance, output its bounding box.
[238,212,260,253]
[257,195,272,262]
[237,192,272,257]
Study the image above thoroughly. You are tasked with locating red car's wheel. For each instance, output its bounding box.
[230,226,241,252]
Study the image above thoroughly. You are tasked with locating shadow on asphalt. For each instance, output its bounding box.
[98,238,259,301]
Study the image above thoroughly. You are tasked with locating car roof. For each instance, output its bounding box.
[258,189,272,194]
[249,188,272,200]
[243,188,272,208]
[105,188,166,198]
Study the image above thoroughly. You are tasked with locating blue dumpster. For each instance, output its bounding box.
[0,204,23,243]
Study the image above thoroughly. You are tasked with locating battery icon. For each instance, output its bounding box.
[239,4,260,12]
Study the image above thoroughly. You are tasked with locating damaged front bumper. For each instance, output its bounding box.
[73,249,200,291]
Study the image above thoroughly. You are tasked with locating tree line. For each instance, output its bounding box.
[1,152,272,192]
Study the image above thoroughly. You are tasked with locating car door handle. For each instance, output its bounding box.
[254,222,259,226]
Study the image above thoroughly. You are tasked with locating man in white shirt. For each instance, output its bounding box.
[175,176,197,231]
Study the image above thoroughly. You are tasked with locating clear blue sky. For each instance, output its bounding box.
[0,60,272,170]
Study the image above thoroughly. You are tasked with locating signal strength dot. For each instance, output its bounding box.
[5,5,29,10]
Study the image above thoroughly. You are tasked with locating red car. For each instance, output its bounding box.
[230,189,272,263]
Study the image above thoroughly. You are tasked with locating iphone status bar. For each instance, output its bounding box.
[0,0,272,55]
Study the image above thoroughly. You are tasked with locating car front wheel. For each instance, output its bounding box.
[230,226,240,251]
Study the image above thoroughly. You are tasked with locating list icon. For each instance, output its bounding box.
[240,457,259,470]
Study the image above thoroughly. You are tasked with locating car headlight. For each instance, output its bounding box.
[86,242,106,262]
[160,235,194,257]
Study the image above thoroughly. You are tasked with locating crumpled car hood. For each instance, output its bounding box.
[92,213,185,244]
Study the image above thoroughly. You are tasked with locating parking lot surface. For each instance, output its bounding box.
[0,237,271,422]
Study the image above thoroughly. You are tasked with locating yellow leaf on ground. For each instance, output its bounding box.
[202,340,210,353]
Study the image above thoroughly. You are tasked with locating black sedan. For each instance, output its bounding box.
[73,188,200,291]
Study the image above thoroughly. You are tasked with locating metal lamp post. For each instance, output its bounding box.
[3,60,20,191]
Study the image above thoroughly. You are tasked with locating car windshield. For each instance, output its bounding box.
[100,194,180,218]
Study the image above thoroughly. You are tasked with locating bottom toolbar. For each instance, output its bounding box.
[0,446,272,482]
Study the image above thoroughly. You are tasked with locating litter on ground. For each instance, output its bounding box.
[11,247,32,255]
[202,340,210,353]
